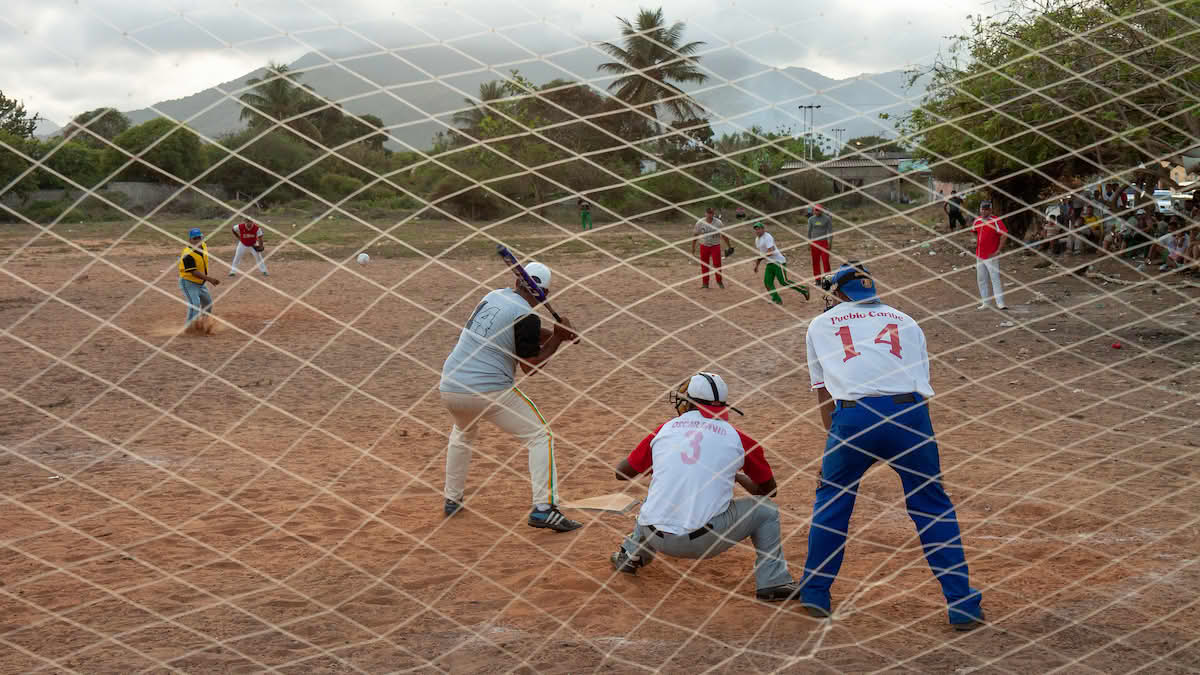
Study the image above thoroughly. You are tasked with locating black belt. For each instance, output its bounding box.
[839,393,916,408]
[647,524,712,540]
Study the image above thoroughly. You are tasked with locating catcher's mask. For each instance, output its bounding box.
[818,261,877,308]
[668,372,744,417]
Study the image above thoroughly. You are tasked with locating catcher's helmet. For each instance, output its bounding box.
[668,372,744,417]
[820,261,877,303]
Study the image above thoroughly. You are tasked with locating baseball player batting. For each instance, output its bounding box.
[799,262,985,630]
[438,259,582,531]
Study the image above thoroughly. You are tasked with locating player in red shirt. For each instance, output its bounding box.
[972,201,1007,310]
[230,219,269,277]
[607,372,804,603]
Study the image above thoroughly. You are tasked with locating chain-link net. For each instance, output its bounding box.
[2,0,1199,672]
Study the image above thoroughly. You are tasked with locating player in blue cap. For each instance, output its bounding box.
[178,228,221,334]
[799,261,985,630]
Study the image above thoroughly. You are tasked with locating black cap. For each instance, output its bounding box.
[980,200,993,208]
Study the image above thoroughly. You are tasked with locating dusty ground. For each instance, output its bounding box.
[1,215,1199,674]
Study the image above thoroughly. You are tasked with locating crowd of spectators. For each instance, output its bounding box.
[1020,185,1198,275]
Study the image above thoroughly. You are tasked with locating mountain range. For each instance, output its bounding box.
[66,44,929,152]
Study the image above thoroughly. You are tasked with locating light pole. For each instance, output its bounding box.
[798,105,822,160]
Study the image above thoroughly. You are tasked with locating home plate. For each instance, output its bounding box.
[562,493,641,514]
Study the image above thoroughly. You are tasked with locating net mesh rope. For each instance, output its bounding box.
[1,0,1198,672]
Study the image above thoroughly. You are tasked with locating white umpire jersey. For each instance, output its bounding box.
[806,301,935,401]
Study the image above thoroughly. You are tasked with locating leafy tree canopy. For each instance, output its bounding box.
[899,0,1200,209]
[65,108,132,147]
[0,91,42,139]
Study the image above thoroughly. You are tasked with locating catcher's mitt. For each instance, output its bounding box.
[724,246,734,257]
[254,243,265,253]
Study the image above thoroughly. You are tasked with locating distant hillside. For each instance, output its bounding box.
[34,118,61,139]
[121,45,926,153]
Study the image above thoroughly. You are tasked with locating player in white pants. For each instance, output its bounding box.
[972,201,1007,310]
[230,219,268,276]
[438,261,581,531]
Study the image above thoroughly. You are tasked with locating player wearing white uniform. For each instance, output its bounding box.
[230,220,269,277]
[751,221,809,305]
[799,262,985,629]
[607,372,804,602]
[438,262,583,532]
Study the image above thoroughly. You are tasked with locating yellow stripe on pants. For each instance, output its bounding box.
[513,387,556,505]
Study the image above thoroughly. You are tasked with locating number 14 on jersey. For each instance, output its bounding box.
[834,323,901,362]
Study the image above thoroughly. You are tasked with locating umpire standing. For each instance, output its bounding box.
[798,262,985,630]
[807,204,833,281]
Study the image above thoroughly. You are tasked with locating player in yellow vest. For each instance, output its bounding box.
[178,228,221,334]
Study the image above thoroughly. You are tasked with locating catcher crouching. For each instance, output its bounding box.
[608,372,809,606]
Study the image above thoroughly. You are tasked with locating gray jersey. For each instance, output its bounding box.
[807,213,833,241]
[439,288,534,394]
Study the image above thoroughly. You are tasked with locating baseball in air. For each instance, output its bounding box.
[357,253,370,265]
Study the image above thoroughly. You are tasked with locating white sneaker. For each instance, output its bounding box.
[978,304,989,310]
[1158,264,1169,272]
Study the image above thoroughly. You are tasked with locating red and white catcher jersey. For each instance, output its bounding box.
[806,301,935,401]
[626,409,773,534]
[233,222,263,247]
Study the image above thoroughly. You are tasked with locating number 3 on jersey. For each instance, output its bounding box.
[680,430,702,464]
[834,323,901,362]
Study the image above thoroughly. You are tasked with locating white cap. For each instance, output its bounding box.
[686,372,728,403]
[524,262,551,290]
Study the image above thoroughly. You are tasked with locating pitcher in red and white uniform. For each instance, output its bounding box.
[607,372,804,603]
[230,218,269,277]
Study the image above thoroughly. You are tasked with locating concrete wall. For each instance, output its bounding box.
[2,182,230,211]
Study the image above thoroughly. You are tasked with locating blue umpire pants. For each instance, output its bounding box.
[799,393,983,624]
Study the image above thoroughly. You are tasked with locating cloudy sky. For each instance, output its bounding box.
[3,0,992,126]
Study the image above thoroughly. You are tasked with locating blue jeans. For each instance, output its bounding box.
[800,394,982,624]
[622,496,791,590]
[178,278,212,326]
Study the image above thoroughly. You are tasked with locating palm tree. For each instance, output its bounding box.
[597,7,708,136]
[452,80,507,140]
[238,62,323,142]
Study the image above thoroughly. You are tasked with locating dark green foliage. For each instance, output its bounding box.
[102,118,206,183]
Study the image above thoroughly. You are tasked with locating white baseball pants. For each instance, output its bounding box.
[441,387,558,507]
[975,257,1006,308]
[231,242,268,274]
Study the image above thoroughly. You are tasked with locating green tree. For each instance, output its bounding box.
[0,130,40,199]
[598,7,708,137]
[36,138,107,189]
[64,108,132,148]
[899,0,1200,218]
[452,81,507,141]
[0,91,41,139]
[238,62,323,143]
[358,114,387,151]
[206,128,321,202]
[102,118,207,183]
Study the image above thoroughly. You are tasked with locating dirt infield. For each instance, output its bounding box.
[2,219,1198,673]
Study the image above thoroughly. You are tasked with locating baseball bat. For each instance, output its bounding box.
[496,245,579,345]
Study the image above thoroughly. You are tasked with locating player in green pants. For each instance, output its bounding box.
[578,198,592,230]
[752,221,809,305]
